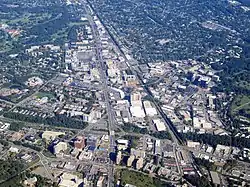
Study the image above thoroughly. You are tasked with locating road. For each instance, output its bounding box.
[143,71,169,87]
[85,0,197,176]
[82,2,116,186]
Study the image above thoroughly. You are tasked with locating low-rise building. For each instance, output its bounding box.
[9,147,19,153]
[125,184,137,187]
[214,144,231,156]
[25,77,43,87]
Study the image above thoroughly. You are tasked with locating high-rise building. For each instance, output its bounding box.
[97,176,105,187]
[131,92,142,107]
[74,136,85,150]
[124,74,137,87]
[116,151,122,165]
[154,140,161,155]
[53,142,68,154]
[130,92,145,118]
[127,155,135,167]
[136,157,144,170]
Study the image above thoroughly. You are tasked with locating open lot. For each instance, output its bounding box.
[117,169,167,187]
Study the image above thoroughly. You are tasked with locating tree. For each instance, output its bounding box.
[9,122,24,131]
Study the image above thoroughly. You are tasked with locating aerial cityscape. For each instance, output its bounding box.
[0,0,249,186]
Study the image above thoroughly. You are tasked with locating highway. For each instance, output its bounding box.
[85,0,195,177]
[81,2,116,186]
[82,0,199,182]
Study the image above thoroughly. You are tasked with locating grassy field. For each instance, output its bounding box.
[231,95,250,112]
[117,169,166,187]
[51,28,68,43]
[2,13,52,27]
[68,21,86,27]
[35,92,54,99]
[235,80,250,91]
[230,95,250,118]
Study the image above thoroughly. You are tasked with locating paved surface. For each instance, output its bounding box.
[82,2,116,186]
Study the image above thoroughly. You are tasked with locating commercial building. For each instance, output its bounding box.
[82,109,102,123]
[130,92,146,118]
[152,119,166,131]
[127,155,135,167]
[210,171,220,186]
[130,92,142,107]
[0,122,10,131]
[97,176,105,187]
[187,141,200,148]
[53,142,68,154]
[163,144,174,158]
[42,131,65,141]
[116,151,122,165]
[143,101,157,116]
[131,148,146,158]
[78,151,93,160]
[154,140,161,155]
[74,136,85,150]
[130,106,146,118]
[136,157,144,170]
[117,139,129,150]
[58,173,83,187]
[124,74,137,87]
